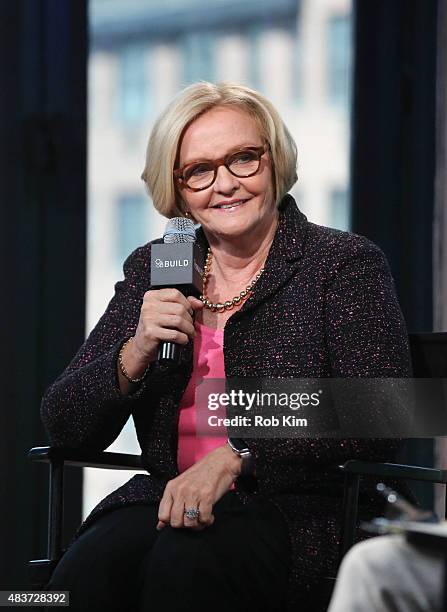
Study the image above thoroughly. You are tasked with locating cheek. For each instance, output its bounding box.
[255,165,274,197]
[257,177,274,202]
[183,191,209,213]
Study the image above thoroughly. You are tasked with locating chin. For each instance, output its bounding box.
[214,222,261,240]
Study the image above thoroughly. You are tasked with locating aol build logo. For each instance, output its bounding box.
[155,258,190,269]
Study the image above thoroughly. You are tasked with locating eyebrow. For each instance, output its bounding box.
[181,143,262,167]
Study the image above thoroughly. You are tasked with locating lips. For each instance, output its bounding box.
[211,199,248,210]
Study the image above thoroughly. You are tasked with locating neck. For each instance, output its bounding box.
[204,213,278,278]
[201,213,278,302]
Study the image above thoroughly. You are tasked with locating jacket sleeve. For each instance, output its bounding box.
[249,239,412,492]
[40,244,153,450]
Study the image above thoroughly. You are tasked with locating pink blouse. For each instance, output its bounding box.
[177,321,227,473]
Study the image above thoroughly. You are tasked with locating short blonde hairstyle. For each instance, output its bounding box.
[141,81,298,218]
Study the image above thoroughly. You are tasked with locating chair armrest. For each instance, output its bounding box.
[338,459,447,562]
[27,446,144,568]
[28,446,143,470]
[339,460,447,484]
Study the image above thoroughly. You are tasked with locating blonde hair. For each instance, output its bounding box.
[141,81,298,218]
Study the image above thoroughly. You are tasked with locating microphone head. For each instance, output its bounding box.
[163,217,196,244]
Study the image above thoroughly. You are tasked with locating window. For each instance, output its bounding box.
[327,15,352,107]
[290,24,303,105]
[248,25,262,90]
[329,188,350,230]
[182,31,214,85]
[116,194,149,264]
[117,43,149,123]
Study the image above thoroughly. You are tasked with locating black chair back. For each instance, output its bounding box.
[410,332,447,377]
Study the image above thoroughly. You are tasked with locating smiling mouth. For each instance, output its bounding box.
[212,199,248,210]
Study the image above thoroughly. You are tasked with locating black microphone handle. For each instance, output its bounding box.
[156,283,199,370]
[157,340,181,368]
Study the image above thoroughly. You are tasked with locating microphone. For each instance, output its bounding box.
[150,217,204,368]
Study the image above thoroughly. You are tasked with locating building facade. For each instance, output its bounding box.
[85,0,352,516]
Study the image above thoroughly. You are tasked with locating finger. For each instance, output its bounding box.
[170,496,187,528]
[156,520,168,531]
[155,288,192,309]
[197,501,214,527]
[149,301,189,317]
[156,314,196,338]
[149,326,190,346]
[183,499,201,529]
[143,291,199,320]
[190,513,215,531]
[158,490,173,527]
[187,296,204,310]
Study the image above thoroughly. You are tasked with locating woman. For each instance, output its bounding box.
[42,82,411,611]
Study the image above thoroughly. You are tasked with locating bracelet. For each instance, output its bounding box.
[118,337,150,384]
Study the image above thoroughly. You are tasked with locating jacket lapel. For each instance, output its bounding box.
[240,195,307,315]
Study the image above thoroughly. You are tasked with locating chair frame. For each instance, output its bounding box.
[29,331,447,588]
[27,451,447,588]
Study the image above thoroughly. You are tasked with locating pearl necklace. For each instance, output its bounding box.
[200,248,265,312]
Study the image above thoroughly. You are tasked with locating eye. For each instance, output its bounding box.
[185,163,213,179]
[229,150,258,165]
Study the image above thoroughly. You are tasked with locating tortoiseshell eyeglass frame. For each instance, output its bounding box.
[173,144,270,192]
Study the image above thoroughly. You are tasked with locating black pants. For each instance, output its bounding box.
[46,491,290,612]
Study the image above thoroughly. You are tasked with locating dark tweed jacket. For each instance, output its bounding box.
[41,195,411,610]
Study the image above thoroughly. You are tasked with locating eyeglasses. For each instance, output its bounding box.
[174,145,269,192]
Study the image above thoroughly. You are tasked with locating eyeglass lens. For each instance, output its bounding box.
[184,149,261,189]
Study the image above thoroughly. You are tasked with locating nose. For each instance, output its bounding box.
[212,164,240,194]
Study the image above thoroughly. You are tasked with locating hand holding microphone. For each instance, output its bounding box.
[118,217,204,392]
[118,290,202,393]
[150,217,205,367]
[132,289,203,364]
